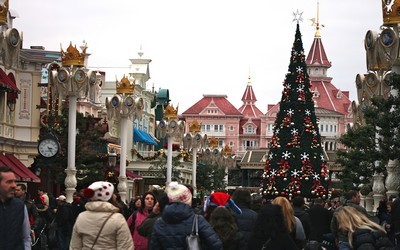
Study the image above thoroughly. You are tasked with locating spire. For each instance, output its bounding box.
[238,75,263,117]
[306,1,331,70]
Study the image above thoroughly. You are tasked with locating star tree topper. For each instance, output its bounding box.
[292,9,304,23]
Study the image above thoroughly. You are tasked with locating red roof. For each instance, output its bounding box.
[0,153,40,182]
[182,95,242,116]
[114,166,142,180]
[306,37,331,68]
[311,80,351,115]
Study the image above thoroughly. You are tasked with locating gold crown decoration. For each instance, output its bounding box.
[382,0,400,25]
[60,42,86,67]
[116,75,135,94]
[223,145,232,155]
[0,0,8,25]
[208,137,218,148]
[162,104,178,119]
[189,120,202,133]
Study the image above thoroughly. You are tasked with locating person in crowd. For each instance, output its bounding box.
[36,187,55,224]
[307,197,333,243]
[15,183,40,232]
[70,181,133,249]
[128,196,142,214]
[127,191,157,250]
[344,190,368,216]
[250,193,263,213]
[54,195,74,250]
[334,206,394,249]
[204,191,242,220]
[272,196,306,249]
[150,181,223,249]
[292,195,312,240]
[209,206,246,250]
[247,204,298,249]
[137,193,169,239]
[71,191,86,223]
[303,240,325,250]
[0,166,31,249]
[231,188,257,246]
[390,192,400,245]
[115,193,130,219]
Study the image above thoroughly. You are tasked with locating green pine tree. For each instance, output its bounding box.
[262,23,329,199]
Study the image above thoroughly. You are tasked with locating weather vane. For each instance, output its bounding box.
[292,9,304,23]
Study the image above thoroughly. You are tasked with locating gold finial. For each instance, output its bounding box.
[61,42,86,67]
[189,120,202,133]
[116,75,135,94]
[382,0,400,25]
[310,1,325,37]
[0,0,8,25]
[162,104,178,119]
[247,69,252,86]
[208,137,218,148]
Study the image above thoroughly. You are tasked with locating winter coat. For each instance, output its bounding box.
[307,203,332,242]
[233,204,257,246]
[247,231,299,250]
[293,206,312,240]
[70,201,133,250]
[150,202,223,250]
[352,228,394,250]
[54,202,74,236]
[127,208,151,250]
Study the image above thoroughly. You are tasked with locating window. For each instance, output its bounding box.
[330,125,333,132]
[229,125,234,131]
[219,125,224,132]
[320,124,324,132]
[201,125,205,132]
[267,124,272,132]
[245,125,255,134]
[334,125,337,132]
[214,125,219,131]
[229,141,234,146]
[218,140,223,147]
[206,125,211,132]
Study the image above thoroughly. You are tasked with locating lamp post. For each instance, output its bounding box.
[106,76,144,203]
[199,137,236,189]
[50,42,96,203]
[156,104,185,184]
[182,120,207,197]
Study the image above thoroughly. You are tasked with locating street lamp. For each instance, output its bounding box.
[156,104,185,184]
[106,76,144,203]
[182,120,207,197]
[108,147,117,174]
[199,137,236,189]
[50,42,96,202]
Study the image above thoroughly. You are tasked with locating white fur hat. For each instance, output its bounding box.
[166,181,192,206]
[83,181,114,201]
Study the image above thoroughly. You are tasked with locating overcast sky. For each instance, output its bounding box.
[11,0,383,113]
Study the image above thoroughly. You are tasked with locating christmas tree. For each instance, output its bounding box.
[262,19,329,199]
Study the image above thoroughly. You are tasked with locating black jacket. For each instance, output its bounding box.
[150,202,223,250]
[233,204,258,246]
[307,204,332,242]
[247,231,299,250]
[293,206,312,239]
[352,228,394,250]
[0,197,25,250]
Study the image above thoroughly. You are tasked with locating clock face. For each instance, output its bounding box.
[38,138,59,158]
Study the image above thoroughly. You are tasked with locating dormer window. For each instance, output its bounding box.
[245,125,256,134]
[337,91,342,99]
[313,91,320,98]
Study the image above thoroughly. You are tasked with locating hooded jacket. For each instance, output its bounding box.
[70,201,133,250]
[150,202,223,250]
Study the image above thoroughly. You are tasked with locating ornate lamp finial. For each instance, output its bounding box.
[61,42,86,67]
[189,120,202,133]
[116,75,135,94]
[382,0,400,25]
[163,104,178,119]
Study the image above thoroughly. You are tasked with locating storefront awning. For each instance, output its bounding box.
[0,153,40,182]
[133,128,158,146]
[114,166,143,180]
[0,68,19,93]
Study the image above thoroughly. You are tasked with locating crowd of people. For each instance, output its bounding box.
[1,165,400,249]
